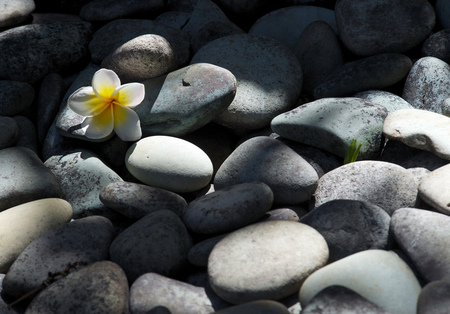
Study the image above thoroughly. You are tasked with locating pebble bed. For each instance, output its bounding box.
[1,0,450,313]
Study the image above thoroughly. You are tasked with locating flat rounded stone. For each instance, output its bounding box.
[80,0,163,22]
[125,136,213,193]
[383,109,450,160]
[0,198,72,273]
[301,199,392,263]
[422,29,450,64]
[0,80,34,116]
[271,97,388,159]
[417,280,450,314]
[335,0,435,56]
[130,272,226,314]
[0,22,93,84]
[44,149,123,218]
[402,57,450,114]
[0,147,62,212]
[391,208,450,282]
[314,161,419,215]
[418,164,450,214]
[0,0,35,28]
[354,90,413,113]
[208,220,329,304]
[191,34,302,134]
[101,34,178,83]
[249,5,337,50]
[299,250,422,314]
[100,181,187,219]
[214,136,319,204]
[301,285,390,314]
[110,210,192,283]
[213,300,290,314]
[89,19,190,67]
[24,261,129,314]
[0,116,18,149]
[135,63,237,137]
[313,53,412,99]
[182,182,273,234]
[2,216,114,299]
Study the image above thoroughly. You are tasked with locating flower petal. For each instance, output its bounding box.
[68,86,109,117]
[113,103,142,141]
[81,105,114,139]
[92,68,121,101]
[112,82,145,108]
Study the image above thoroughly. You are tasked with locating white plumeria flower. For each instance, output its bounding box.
[68,68,145,141]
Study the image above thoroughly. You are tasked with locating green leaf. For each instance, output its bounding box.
[344,139,362,164]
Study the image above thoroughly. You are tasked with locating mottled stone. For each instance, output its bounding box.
[335,0,435,56]
[110,210,192,283]
[314,161,419,215]
[0,198,72,273]
[313,53,412,99]
[417,280,450,314]
[299,250,422,314]
[80,0,163,21]
[214,136,318,204]
[354,90,413,113]
[0,80,34,116]
[422,29,450,64]
[0,0,35,28]
[271,98,387,159]
[25,261,129,314]
[208,220,328,304]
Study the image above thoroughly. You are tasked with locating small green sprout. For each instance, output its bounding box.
[344,139,362,164]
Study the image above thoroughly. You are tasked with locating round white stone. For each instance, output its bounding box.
[125,135,213,193]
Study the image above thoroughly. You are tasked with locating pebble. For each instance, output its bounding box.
[2,215,114,299]
[402,57,450,114]
[188,234,227,267]
[13,116,38,154]
[101,34,178,83]
[391,207,450,282]
[89,19,190,67]
[335,0,435,56]
[314,161,419,215]
[44,149,123,219]
[125,135,213,193]
[271,97,388,159]
[301,199,392,263]
[182,182,273,234]
[418,164,450,215]
[0,0,35,28]
[249,5,337,50]
[191,33,303,134]
[0,147,61,212]
[383,109,450,160]
[301,285,390,314]
[0,116,18,149]
[422,29,450,64]
[262,206,309,222]
[313,53,412,99]
[354,90,414,113]
[0,198,72,273]
[100,181,187,219]
[0,80,34,116]
[208,220,329,304]
[417,280,450,314]
[79,0,164,22]
[214,136,319,204]
[299,250,422,314]
[135,63,237,137]
[190,21,244,54]
[0,21,93,84]
[109,210,192,283]
[213,300,290,314]
[24,261,129,314]
[154,11,190,30]
[130,272,226,314]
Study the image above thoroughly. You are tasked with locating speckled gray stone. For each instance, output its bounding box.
[80,0,163,22]
[314,161,419,215]
[0,80,34,116]
[271,97,388,159]
[24,261,129,314]
[110,210,192,283]
[214,136,318,204]
[2,216,115,299]
[402,57,450,114]
[422,29,450,64]
[0,0,35,28]
[354,90,413,113]
[418,164,450,214]
[0,147,62,212]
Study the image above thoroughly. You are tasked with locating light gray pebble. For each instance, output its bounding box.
[102,34,178,83]
[100,181,187,219]
[418,163,450,215]
[354,90,413,113]
[25,261,129,314]
[0,116,18,149]
[314,161,419,215]
[1,216,115,299]
[109,210,192,283]
[13,116,37,154]
[0,80,34,116]
[0,0,35,28]
[182,182,273,234]
[214,136,318,205]
[261,206,309,222]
